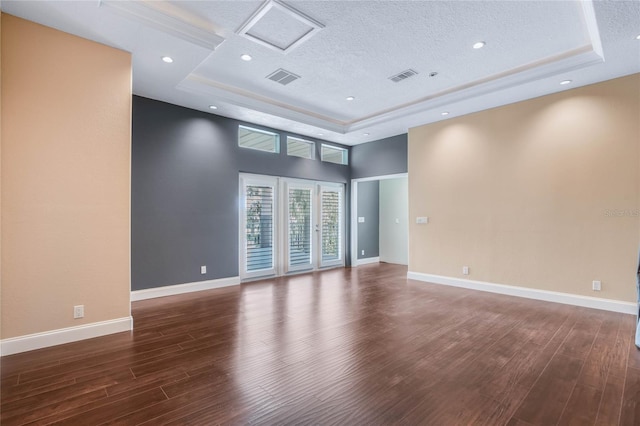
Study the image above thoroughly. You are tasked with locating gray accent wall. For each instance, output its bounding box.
[351,134,408,179]
[132,96,350,290]
[356,181,380,259]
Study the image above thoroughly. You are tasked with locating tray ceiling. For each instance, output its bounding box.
[2,0,639,145]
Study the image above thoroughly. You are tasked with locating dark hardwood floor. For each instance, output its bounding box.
[2,263,639,425]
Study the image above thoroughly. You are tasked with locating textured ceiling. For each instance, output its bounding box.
[196,1,587,120]
[2,0,639,145]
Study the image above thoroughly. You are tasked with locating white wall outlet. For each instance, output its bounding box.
[73,305,84,319]
[462,266,469,275]
[416,217,429,224]
[201,265,207,274]
[358,217,365,223]
[395,218,400,224]
[361,250,365,256]
[592,280,601,291]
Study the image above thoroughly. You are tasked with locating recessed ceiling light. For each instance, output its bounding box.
[473,41,486,49]
[441,111,449,116]
[560,80,572,85]
[240,54,252,61]
[636,34,640,40]
[161,56,173,63]
[363,133,370,136]
[346,96,355,101]
[209,105,218,110]
[318,133,324,136]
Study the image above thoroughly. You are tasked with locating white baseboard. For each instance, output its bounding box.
[407,271,636,315]
[355,257,380,266]
[131,276,240,302]
[1,316,133,356]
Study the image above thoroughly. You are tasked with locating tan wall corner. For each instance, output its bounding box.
[409,74,640,303]
[1,14,132,339]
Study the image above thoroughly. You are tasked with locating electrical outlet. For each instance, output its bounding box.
[462,266,469,275]
[201,265,207,275]
[592,280,601,291]
[416,217,429,224]
[73,305,84,319]
[361,250,365,256]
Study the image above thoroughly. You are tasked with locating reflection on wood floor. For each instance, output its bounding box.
[2,263,639,425]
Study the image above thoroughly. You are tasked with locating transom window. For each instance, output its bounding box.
[321,144,348,165]
[238,125,280,153]
[287,137,315,159]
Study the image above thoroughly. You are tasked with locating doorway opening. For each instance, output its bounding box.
[351,173,408,266]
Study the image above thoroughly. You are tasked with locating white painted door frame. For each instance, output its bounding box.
[350,173,408,267]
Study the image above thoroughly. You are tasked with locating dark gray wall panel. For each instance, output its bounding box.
[356,180,380,259]
[351,134,408,179]
[132,96,350,290]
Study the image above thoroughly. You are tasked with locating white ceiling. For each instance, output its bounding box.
[2,0,639,145]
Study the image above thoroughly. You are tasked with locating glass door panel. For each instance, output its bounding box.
[241,176,277,279]
[286,184,314,272]
[319,185,344,268]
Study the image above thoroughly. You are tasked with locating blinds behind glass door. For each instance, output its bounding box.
[321,189,341,261]
[288,188,312,267]
[240,175,344,280]
[245,185,274,272]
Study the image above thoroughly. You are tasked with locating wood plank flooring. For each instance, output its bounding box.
[2,263,639,425]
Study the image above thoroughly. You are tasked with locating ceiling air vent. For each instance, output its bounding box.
[266,68,301,86]
[389,69,419,83]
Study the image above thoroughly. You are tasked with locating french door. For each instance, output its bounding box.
[318,185,344,268]
[241,175,277,279]
[240,174,344,280]
[286,182,315,273]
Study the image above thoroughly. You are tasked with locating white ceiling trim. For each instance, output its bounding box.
[179,44,603,135]
[100,0,225,51]
[174,0,605,135]
[580,0,604,59]
[97,0,606,135]
[346,45,603,132]
[237,0,325,54]
[177,74,346,133]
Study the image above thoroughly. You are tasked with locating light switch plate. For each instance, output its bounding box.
[416,217,429,224]
[358,217,365,223]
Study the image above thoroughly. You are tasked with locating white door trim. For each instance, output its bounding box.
[350,173,408,268]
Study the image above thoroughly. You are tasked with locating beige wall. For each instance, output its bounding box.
[409,74,640,303]
[1,14,132,338]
